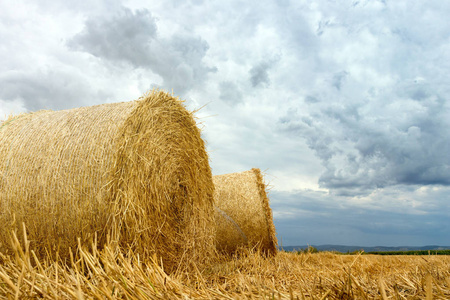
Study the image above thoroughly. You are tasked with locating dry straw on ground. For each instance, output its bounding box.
[213,168,277,255]
[1,232,449,299]
[0,90,215,272]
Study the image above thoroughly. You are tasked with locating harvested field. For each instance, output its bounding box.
[0,232,448,299]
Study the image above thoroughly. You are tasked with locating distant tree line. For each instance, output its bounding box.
[293,248,450,255]
[364,250,450,255]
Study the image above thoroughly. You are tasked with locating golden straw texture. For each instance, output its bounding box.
[0,90,215,272]
[214,206,248,253]
[213,168,277,255]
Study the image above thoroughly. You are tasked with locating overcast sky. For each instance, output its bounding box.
[1,0,449,247]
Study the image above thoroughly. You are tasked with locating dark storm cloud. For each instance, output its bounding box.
[278,81,450,195]
[68,7,216,94]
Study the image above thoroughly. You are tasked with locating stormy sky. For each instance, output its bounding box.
[1,0,449,247]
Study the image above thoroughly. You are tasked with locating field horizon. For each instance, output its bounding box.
[281,244,450,253]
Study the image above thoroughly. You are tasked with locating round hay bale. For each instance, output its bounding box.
[213,168,277,255]
[0,90,215,271]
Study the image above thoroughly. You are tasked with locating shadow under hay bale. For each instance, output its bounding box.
[213,168,277,256]
[0,90,215,272]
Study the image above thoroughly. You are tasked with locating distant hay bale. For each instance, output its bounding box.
[0,90,215,271]
[213,168,277,255]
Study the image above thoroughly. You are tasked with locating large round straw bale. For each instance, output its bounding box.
[0,90,214,271]
[213,168,277,255]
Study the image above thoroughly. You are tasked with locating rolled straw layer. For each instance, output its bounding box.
[0,90,214,271]
[213,168,277,255]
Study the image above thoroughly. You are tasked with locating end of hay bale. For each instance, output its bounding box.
[251,168,278,256]
[108,90,216,270]
[213,168,278,256]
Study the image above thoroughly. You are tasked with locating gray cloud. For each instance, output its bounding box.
[219,81,243,105]
[332,71,348,90]
[305,95,320,104]
[68,8,158,65]
[249,61,272,87]
[278,80,450,195]
[0,69,111,111]
[68,7,216,95]
[273,0,450,195]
